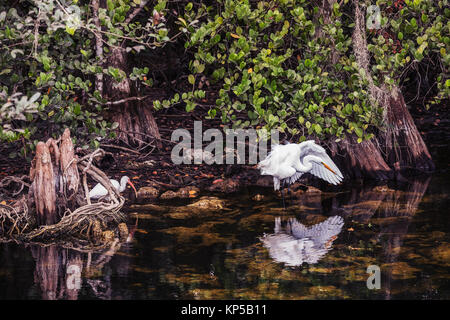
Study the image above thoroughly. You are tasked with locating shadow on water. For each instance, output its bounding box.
[0,174,449,300]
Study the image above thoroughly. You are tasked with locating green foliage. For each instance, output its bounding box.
[160,0,448,143]
[164,0,386,142]
[0,0,169,155]
[367,0,449,107]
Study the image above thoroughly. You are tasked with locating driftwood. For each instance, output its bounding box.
[0,128,126,242]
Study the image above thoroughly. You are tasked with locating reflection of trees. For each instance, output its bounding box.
[31,245,83,300]
[377,177,431,299]
[332,177,431,299]
[261,216,344,266]
[30,235,130,300]
[252,177,431,298]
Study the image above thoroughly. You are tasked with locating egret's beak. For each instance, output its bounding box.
[127,180,138,198]
[321,162,337,175]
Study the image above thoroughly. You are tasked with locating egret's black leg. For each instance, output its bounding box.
[287,185,292,206]
[280,185,286,209]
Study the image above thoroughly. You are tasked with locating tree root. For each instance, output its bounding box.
[0,146,127,243]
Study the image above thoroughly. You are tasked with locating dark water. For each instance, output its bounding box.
[0,172,449,300]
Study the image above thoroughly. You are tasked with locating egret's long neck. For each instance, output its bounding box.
[298,155,323,172]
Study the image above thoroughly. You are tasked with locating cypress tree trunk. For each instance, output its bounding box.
[30,142,57,225]
[383,87,434,172]
[28,129,80,226]
[346,1,434,180]
[105,47,161,146]
[330,135,393,181]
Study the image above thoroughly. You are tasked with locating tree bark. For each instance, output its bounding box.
[30,142,57,225]
[60,128,80,201]
[383,87,435,172]
[330,135,393,181]
[346,0,434,179]
[105,47,161,146]
[29,129,80,226]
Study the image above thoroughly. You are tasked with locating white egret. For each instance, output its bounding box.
[257,140,344,191]
[89,176,138,199]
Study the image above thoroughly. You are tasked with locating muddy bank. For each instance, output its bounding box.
[0,98,447,203]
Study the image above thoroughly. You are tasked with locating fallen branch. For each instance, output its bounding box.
[103,95,150,106]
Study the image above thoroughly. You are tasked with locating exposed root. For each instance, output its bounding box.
[0,147,126,242]
[18,197,125,241]
[0,175,31,197]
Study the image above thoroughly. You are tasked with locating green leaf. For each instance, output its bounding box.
[188,74,195,85]
[65,26,76,35]
[355,127,363,138]
[314,124,322,134]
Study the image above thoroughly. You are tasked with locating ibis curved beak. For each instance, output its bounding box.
[127,180,138,198]
[321,162,337,175]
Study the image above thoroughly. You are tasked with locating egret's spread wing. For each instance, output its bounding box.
[287,171,304,185]
[289,216,344,246]
[310,161,342,185]
[300,142,343,185]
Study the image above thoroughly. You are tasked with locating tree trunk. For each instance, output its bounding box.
[330,135,393,181]
[105,48,161,147]
[29,129,80,226]
[60,128,80,201]
[30,142,57,225]
[347,1,434,180]
[314,0,394,181]
[383,87,435,172]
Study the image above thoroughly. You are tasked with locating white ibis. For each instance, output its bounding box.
[89,176,138,199]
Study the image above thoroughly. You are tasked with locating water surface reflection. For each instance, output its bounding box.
[261,216,344,266]
[0,175,448,299]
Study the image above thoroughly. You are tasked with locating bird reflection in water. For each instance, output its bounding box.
[261,216,344,266]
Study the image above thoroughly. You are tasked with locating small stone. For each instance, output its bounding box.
[306,186,322,193]
[137,186,160,199]
[252,194,265,201]
[160,190,178,200]
[188,196,225,210]
[177,186,200,198]
[208,178,240,193]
